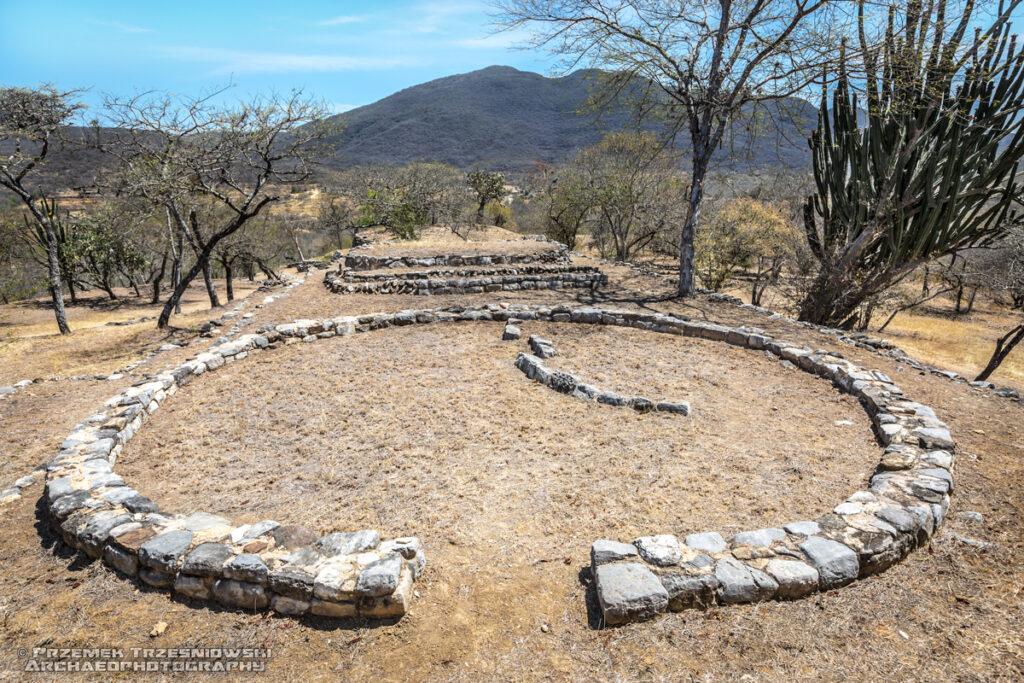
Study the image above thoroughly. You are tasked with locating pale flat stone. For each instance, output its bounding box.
[634,535,681,567]
[799,537,859,589]
[354,553,403,597]
[715,558,778,603]
[595,562,669,625]
[591,540,639,566]
[685,532,727,554]
[730,528,785,548]
[783,521,820,537]
[138,530,194,572]
[764,559,819,598]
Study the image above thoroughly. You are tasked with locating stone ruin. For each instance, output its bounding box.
[324,244,607,295]
[42,303,954,628]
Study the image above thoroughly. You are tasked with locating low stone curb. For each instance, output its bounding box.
[339,263,600,283]
[513,351,690,415]
[605,258,1021,406]
[43,319,423,621]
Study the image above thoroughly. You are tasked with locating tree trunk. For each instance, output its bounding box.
[289,228,305,262]
[255,257,279,281]
[964,287,978,314]
[201,256,220,308]
[170,254,181,313]
[159,250,209,328]
[43,220,71,334]
[857,300,876,332]
[797,261,866,328]
[64,276,78,304]
[476,199,486,225]
[224,260,234,302]
[975,323,1024,382]
[151,252,167,304]
[678,153,710,297]
[167,210,183,314]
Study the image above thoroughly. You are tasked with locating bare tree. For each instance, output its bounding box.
[494,0,843,296]
[577,131,686,261]
[316,191,364,248]
[527,161,593,250]
[0,86,84,333]
[971,227,1024,382]
[102,88,328,328]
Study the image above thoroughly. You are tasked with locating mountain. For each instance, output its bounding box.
[4,66,820,194]
[319,65,818,172]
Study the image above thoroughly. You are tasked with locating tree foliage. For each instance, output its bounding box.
[356,163,466,239]
[467,169,506,224]
[695,198,795,301]
[578,131,685,262]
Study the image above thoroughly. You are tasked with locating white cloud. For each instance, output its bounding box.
[317,15,366,26]
[161,47,414,74]
[454,29,529,50]
[89,20,154,34]
[380,0,486,37]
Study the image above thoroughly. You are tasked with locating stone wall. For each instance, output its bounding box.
[614,260,1022,406]
[325,269,606,295]
[43,303,954,627]
[340,263,600,282]
[343,245,570,271]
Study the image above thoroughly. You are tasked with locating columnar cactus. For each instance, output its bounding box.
[799,0,1024,328]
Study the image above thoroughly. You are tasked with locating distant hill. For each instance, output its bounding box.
[318,66,819,172]
[3,66,821,194]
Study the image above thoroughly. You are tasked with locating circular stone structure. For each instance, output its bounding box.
[41,304,955,627]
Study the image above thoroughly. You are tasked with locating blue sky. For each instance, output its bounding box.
[2,0,1023,123]
[0,0,556,119]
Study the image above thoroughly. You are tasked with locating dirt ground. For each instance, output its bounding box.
[118,321,874,551]
[0,279,261,384]
[0,249,1022,681]
[351,234,558,259]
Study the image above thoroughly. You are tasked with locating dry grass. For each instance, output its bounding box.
[0,280,259,383]
[118,322,874,546]
[0,379,117,480]
[879,302,1024,387]
[0,248,1022,680]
